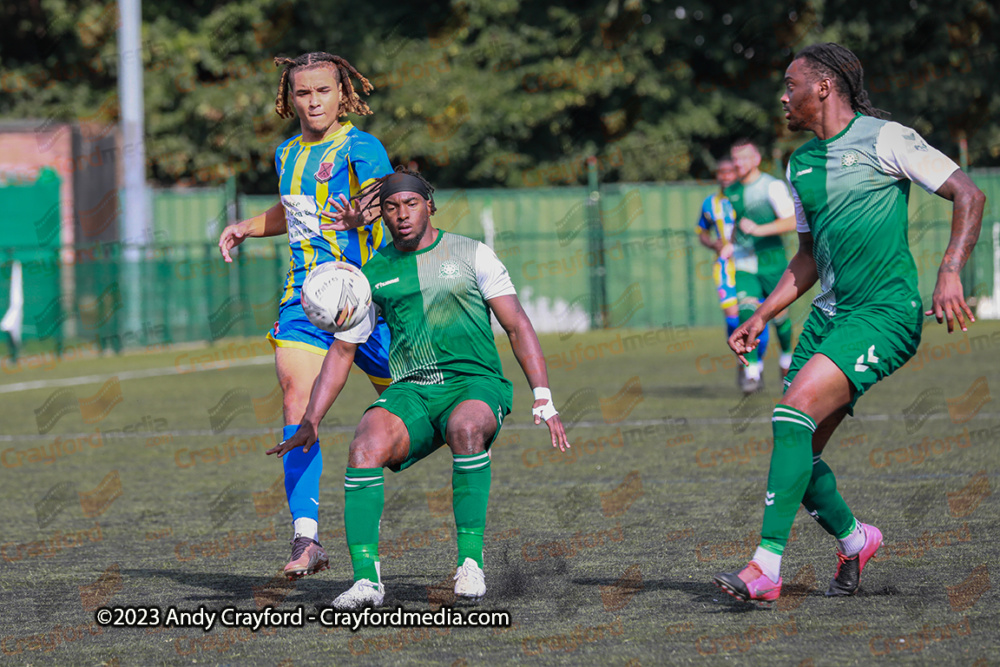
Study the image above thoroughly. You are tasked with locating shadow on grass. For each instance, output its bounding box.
[571,576,767,614]
[120,568,344,609]
[119,569,516,611]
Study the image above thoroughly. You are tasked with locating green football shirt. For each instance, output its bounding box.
[338,231,517,386]
[725,172,794,275]
[788,114,959,318]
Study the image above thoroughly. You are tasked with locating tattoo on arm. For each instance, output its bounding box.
[938,174,985,274]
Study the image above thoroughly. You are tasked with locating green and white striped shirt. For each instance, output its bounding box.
[788,114,959,318]
[338,231,517,385]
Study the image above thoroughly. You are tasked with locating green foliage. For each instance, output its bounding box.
[2,0,997,190]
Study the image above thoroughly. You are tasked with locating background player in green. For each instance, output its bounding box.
[714,43,984,604]
[726,139,797,392]
[269,169,570,609]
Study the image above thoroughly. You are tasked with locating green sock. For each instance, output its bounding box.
[773,314,793,353]
[760,405,815,555]
[802,456,856,538]
[452,452,491,568]
[344,467,384,583]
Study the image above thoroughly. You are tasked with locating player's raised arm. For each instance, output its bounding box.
[488,293,569,452]
[927,170,986,332]
[218,201,287,262]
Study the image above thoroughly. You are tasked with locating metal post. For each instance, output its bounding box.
[586,157,607,329]
[118,0,150,340]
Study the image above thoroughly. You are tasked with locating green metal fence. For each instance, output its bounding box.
[2,171,998,357]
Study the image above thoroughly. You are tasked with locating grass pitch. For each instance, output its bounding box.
[0,323,998,665]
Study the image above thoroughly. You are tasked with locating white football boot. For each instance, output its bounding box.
[454,558,486,599]
[331,579,385,610]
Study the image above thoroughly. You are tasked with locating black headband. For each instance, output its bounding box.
[379,173,432,209]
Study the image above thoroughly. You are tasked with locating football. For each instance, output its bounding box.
[300,261,372,333]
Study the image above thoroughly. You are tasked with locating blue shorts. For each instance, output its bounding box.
[713,258,737,310]
[267,300,391,386]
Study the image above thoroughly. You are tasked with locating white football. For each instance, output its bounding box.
[300,261,372,333]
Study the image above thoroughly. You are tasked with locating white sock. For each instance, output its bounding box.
[293,518,318,541]
[779,353,793,370]
[757,360,765,376]
[838,520,866,556]
[745,363,761,381]
[752,546,782,583]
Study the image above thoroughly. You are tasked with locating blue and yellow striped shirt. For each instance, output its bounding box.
[276,121,392,305]
[696,193,736,242]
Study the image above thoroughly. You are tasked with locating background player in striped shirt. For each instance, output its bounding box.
[726,139,797,392]
[269,169,569,609]
[217,52,393,580]
[714,42,984,604]
[697,159,771,390]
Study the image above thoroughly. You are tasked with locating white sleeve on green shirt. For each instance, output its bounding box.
[876,122,960,194]
[476,243,517,300]
[767,178,796,219]
[786,163,811,234]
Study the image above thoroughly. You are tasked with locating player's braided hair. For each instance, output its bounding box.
[273,52,374,120]
[795,43,889,119]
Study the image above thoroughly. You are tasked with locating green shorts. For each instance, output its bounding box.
[367,376,514,472]
[784,303,923,414]
[735,270,763,309]
[735,266,786,306]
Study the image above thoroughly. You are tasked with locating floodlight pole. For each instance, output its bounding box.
[118,0,149,338]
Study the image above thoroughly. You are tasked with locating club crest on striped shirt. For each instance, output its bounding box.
[841,151,859,168]
[315,162,334,183]
[439,260,460,278]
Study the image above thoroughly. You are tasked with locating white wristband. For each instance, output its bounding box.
[532,387,552,402]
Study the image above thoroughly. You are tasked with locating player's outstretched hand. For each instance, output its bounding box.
[728,315,765,367]
[719,242,734,260]
[533,399,569,452]
[266,423,318,458]
[927,271,974,333]
[218,223,249,263]
[319,194,365,231]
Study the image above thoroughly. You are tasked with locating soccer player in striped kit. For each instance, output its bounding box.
[714,43,984,604]
[218,52,393,580]
[269,168,569,609]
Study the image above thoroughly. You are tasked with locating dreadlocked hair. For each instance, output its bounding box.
[355,166,438,220]
[273,52,374,120]
[795,43,889,119]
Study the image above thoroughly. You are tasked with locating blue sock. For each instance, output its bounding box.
[756,320,770,363]
[725,316,739,338]
[282,424,322,522]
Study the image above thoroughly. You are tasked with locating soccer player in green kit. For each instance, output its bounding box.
[726,139,798,392]
[269,169,570,609]
[714,43,984,604]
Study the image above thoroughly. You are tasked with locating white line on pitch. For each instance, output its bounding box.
[0,356,275,395]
